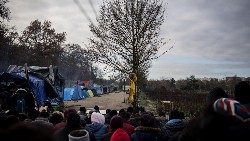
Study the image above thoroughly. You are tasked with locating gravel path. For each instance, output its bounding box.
[64,92,131,112]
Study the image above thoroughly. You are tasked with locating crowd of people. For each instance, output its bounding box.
[0,81,250,141]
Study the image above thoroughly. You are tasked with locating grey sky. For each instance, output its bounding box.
[7,0,250,80]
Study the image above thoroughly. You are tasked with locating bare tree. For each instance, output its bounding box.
[83,0,169,82]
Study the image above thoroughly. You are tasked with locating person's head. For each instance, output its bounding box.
[64,108,77,119]
[169,110,183,120]
[94,105,99,112]
[119,111,130,121]
[140,114,155,127]
[106,109,111,114]
[110,128,130,141]
[213,98,250,123]
[39,111,50,118]
[68,129,90,141]
[49,113,64,125]
[110,115,123,130]
[109,110,118,118]
[207,87,229,105]
[91,112,105,124]
[18,113,28,121]
[6,122,54,141]
[66,113,81,127]
[80,107,86,113]
[118,109,125,115]
[127,107,133,114]
[234,81,250,104]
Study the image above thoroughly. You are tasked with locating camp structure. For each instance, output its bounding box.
[63,80,103,101]
[0,65,65,108]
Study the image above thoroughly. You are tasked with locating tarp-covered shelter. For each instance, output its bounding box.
[0,65,65,107]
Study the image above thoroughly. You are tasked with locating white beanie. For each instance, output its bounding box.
[68,130,90,141]
[91,112,105,124]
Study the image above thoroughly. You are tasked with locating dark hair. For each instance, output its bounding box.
[169,110,184,120]
[80,107,86,112]
[106,109,111,114]
[140,114,155,127]
[127,107,133,113]
[49,113,63,125]
[18,113,28,121]
[39,111,50,118]
[94,105,99,111]
[207,87,228,105]
[119,111,130,121]
[67,113,80,127]
[234,81,250,104]
[119,108,125,115]
[110,110,118,118]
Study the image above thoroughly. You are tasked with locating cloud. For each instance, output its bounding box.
[7,0,101,45]
[6,0,250,80]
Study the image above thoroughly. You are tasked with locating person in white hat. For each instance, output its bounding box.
[68,129,90,141]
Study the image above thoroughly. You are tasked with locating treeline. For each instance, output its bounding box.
[1,15,102,81]
[145,75,247,95]
[143,75,246,116]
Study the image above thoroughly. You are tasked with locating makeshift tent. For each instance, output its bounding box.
[77,80,103,96]
[63,84,90,101]
[82,90,89,98]
[2,65,64,106]
[63,88,74,101]
[87,89,94,97]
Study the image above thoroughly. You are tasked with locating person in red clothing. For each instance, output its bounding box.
[119,111,135,136]
[100,115,123,141]
[110,128,130,141]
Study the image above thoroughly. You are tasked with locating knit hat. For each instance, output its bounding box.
[110,115,123,130]
[207,87,229,105]
[64,108,77,119]
[110,128,130,141]
[213,98,250,122]
[91,112,105,124]
[166,119,184,132]
[68,130,90,141]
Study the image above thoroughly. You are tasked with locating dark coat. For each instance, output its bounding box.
[130,126,161,141]
[100,130,115,141]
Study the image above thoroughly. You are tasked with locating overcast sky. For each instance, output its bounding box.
[7,0,250,80]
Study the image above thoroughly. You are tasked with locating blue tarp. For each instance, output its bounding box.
[28,75,47,106]
[16,73,47,107]
[63,84,91,100]
[95,87,103,95]
[82,90,89,98]
[71,85,83,100]
[64,88,74,100]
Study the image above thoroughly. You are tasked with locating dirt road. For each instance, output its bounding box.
[64,92,131,112]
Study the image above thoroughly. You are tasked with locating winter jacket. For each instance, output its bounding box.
[86,123,107,141]
[130,126,161,141]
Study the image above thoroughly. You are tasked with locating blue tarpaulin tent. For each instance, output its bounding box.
[63,88,74,100]
[63,84,91,101]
